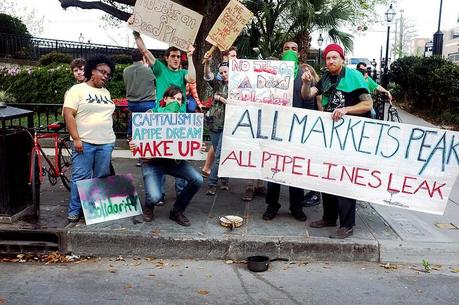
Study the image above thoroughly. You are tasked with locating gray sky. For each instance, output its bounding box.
[8,0,459,60]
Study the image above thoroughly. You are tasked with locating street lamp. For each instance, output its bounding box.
[317,33,324,66]
[432,0,444,56]
[78,33,84,43]
[382,3,396,89]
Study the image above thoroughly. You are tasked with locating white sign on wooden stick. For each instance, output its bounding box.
[129,0,203,50]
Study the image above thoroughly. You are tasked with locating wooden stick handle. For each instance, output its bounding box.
[202,45,217,64]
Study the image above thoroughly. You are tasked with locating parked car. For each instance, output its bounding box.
[348,57,378,70]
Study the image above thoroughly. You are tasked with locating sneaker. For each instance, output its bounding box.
[220,181,229,191]
[67,214,80,223]
[156,198,165,206]
[136,159,142,167]
[206,186,217,196]
[290,209,307,221]
[303,193,321,207]
[329,227,353,239]
[262,206,279,221]
[309,219,336,228]
[169,209,191,226]
[241,187,254,201]
[142,206,154,222]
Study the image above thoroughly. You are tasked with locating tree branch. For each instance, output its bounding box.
[59,0,131,21]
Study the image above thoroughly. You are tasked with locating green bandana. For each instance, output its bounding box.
[281,50,299,78]
[321,67,369,106]
[154,100,185,113]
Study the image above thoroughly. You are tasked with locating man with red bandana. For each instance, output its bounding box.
[301,43,373,239]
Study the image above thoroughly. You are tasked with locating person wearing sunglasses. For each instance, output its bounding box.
[63,55,116,223]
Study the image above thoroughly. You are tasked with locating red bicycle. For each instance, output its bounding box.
[21,122,72,217]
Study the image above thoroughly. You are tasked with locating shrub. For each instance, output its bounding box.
[39,52,73,66]
[389,55,459,124]
[1,64,128,104]
[110,54,132,65]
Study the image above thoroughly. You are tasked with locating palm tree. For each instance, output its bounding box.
[236,0,356,59]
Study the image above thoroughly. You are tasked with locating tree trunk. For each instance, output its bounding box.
[58,0,230,98]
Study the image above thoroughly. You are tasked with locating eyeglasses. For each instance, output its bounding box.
[95,68,111,80]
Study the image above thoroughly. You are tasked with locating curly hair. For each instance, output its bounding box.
[70,58,86,70]
[83,55,116,80]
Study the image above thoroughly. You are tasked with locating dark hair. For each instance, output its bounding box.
[131,48,143,62]
[70,58,86,70]
[219,61,229,69]
[165,46,181,58]
[221,46,237,57]
[357,62,367,69]
[84,55,116,80]
[163,85,182,99]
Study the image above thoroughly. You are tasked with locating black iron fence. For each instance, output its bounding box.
[0,33,165,61]
[4,103,129,138]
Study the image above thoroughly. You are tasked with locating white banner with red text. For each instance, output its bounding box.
[219,103,459,215]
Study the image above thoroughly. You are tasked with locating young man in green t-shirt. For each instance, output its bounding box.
[127,15,197,202]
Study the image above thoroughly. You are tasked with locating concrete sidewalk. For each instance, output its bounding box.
[0,107,458,265]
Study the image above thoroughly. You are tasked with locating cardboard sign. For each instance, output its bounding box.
[205,0,253,51]
[131,112,205,160]
[219,103,459,215]
[77,174,142,225]
[228,59,295,106]
[129,0,203,50]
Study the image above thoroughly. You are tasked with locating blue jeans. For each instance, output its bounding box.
[208,130,228,187]
[127,100,156,138]
[68,142,115,217]
[141,159,203,211]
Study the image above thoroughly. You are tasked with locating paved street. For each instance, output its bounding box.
[1,258,458,305]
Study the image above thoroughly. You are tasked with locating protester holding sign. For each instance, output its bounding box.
[263,41,316,222]
[301,43,373,239]
[63,55,116,223]
[203,53,230,195]
[202,46,239,179]
[129,86,203,227]
[129,15,197,201]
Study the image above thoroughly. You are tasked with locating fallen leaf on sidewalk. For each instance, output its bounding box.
[148,274,155,276]
[431,265,442,271]
[151,229,161,236]
[225,260,234,264]
[450,267,459,273]
[198,290,209,296]
[115,255,125,261]
[0,296,5,304]
[124,283,133,289]
[109,269,117,273]
[380,263,399,270]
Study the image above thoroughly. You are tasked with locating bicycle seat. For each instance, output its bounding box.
[48,121,65,131]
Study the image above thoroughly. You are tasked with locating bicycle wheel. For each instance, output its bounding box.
[389,108,402,123]
[30,151,41,218]
[58,136,72,191]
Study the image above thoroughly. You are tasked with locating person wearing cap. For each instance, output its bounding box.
[262,41,316,222]
[301,43,373,239]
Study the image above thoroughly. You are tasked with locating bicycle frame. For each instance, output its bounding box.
[28,130,62,184]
